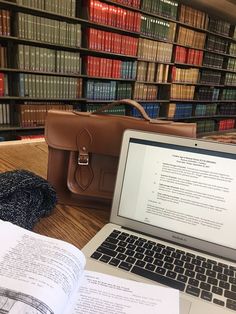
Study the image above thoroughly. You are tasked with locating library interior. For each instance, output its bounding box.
[0,0,236,313]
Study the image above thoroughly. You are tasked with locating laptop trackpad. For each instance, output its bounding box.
[180,298,192,314]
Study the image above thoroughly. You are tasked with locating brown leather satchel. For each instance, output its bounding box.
[45,99,196,209]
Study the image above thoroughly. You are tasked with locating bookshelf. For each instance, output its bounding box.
[0,0,235,140]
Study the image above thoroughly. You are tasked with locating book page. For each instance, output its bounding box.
[0,220,86,314]
[68,270,179,314]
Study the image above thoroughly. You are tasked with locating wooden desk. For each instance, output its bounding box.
[0,140,109,249]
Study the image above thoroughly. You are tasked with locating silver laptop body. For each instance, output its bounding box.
[82,129,236,314]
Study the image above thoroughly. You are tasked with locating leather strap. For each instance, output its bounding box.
[75,128,94,190]
[73,99,170,124]
[92,99,152,121]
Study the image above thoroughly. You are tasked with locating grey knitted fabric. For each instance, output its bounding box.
[0,170,57,230]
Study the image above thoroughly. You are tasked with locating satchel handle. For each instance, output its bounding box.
[92,99,152,122]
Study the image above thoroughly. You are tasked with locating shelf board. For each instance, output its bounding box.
[140,34,173,45]
[174,62,236,74]
[170,99,236,103]
[0,125,44,131]
[135,99,169,103]
[137,58,173,65]
[136,81,170,85]
[0,69,136,81]
[0,68,86,78]
[198,128,236,138]
[172,82,224,87]
[168,115,236,121]
[0,97,87,101]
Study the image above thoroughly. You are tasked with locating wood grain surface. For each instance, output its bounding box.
[0,140,109,249]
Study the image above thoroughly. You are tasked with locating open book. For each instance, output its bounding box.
[0,220,179,314]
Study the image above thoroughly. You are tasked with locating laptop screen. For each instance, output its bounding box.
[117,136,236,251]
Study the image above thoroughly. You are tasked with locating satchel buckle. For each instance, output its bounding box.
[78,152,89,165]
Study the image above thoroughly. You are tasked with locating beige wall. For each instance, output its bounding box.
[181,0,236,23]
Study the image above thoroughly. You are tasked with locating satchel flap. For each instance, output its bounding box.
[45,110,196,156]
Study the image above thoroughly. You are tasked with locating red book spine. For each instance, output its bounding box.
[182,47,187,63]
[93,0,98,22]
[88,28,93,50]
[198,51,203,65]
[88,0,95,21]
[117,60,121,78]
[104,31,108,52]
[99,57,103,77]
[108,6,113,26]
[172,66,176,82]
[116,7,121,28]
[86,56,90,75]
[109,59,113,78]
[133,37,138,56]
[0,73,4,96]
[137,13,141,32]
[96,29,102,51]
[174,46,179,62]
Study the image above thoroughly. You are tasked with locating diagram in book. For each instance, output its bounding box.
[0,287,53,314]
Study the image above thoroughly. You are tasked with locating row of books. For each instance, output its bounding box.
[225,73,236,86]
[171,67,199,84]
[203,52,224,69]
[87,0,141,32]
[200,70,221,85]
[140,15,176,42]
[233,28,236,40]
[166,103,192,118]
[131,102,160,119]
[195,103,217,116]
[87,28,138,56]
[17,103,74,127]
[218,105,233,118]
[0,73,9,96]
[136,61,169,83]
[85,56,137,79]
[174,46,203,66]
[177,27,206,50]
[85,80,132,100]
[86,103,126,115]
[197,87,220,100]
[197,120,215,133]
[137,38,173,63]
[222,89,236,100]
[0,45,7,68]
[17,74,83,98]
[178,4,208,30]
[206,35,228,54]
[17,45,81,74]
[218,119,235,131]
[219,103,236,115]
[208,17,231,36]
[9,0,76,17]
[0,10,10,36]
[0,103,10,125]
[229,43,236,56]
[133,83,158,100]
[16,13,82,47]
[141,0,178,19]
[170,84,195,100]
[227,58,236,72]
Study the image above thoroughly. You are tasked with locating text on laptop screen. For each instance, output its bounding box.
[118,138,236,250]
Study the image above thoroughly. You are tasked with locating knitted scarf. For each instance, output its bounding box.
[0,170,57,230]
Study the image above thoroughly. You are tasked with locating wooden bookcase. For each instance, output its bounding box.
[0,0,235,140]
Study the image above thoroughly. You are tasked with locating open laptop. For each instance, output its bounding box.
[82,129,236,314]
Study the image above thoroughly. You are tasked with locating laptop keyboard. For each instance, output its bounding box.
[90,229,236,311]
